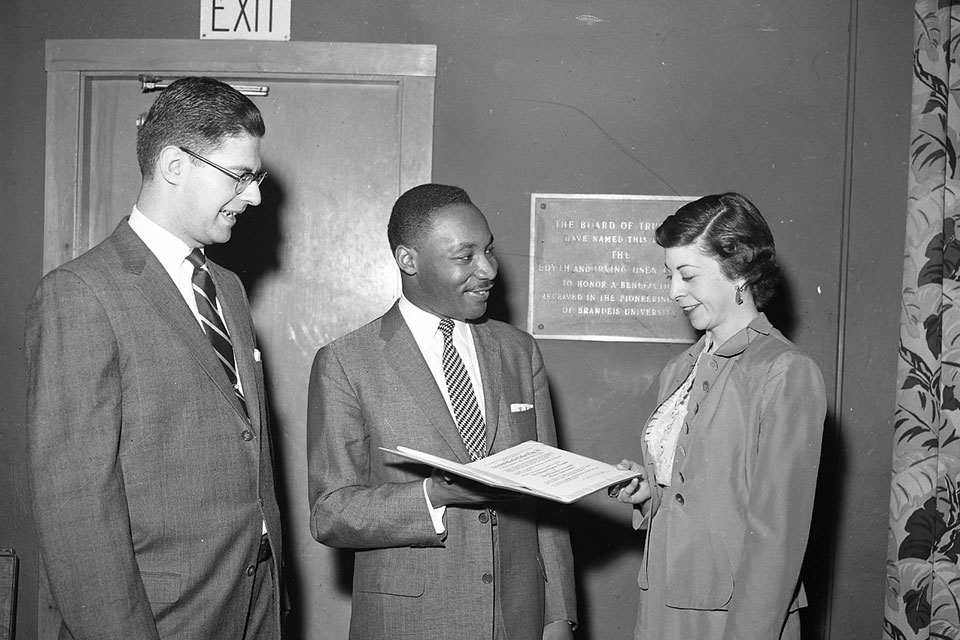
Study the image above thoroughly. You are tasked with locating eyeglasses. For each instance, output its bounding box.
[179,146,267,195]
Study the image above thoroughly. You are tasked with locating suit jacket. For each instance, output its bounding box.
[633,314,825,640]
[25,220,283,640]
[307,302,577,640]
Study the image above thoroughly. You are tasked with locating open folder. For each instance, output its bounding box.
[381,440,642,504]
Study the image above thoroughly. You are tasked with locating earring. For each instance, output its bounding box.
[735,285,744,306]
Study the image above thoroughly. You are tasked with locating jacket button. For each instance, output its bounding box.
[677,472,684,484]
[675,493,685,505]
[478,512,489,524]
[702,381,710,392]
[246,564,256,576]
[241,430,254,441]
[709,359,718,371]
[481,573,493,584]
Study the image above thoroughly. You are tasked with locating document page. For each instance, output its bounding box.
[382,440,641,503]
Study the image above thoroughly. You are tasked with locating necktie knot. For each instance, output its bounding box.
[187,248,206,270]
[438,317,455,340]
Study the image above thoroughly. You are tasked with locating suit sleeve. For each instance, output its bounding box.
[25,270,160,640]
[529,340,578,626]
[722,352,825,640]
[307,344,443,549]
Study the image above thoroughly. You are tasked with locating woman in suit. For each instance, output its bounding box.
[613,192,825,640]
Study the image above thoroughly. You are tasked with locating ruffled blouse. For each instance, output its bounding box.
[644,337,713,486]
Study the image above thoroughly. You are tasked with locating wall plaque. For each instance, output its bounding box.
[528,193,698,343]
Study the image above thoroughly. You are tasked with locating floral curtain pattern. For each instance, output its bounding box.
[886,2,960,638]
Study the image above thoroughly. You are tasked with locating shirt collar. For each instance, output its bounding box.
[397,294,470,345]
[398,294,436,341]
[713,312,773,358]
[128,206,195,274]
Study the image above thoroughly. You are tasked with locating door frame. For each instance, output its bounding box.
[43,38,436,273]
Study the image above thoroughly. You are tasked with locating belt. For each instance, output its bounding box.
[257,534,272,563]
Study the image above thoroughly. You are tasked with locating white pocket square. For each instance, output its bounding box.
[253,348,262,362]
[510,403,533,413]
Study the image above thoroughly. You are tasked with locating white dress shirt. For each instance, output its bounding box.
[398,294,488,533]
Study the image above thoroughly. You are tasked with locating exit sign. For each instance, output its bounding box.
[200,0,290,41]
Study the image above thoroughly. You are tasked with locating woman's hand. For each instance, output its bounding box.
[608,460,652,505]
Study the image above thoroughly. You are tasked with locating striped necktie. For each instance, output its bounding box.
[186,248,248,416]
[438,318,486,460]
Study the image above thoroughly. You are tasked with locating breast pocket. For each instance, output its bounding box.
[504,407,538,441]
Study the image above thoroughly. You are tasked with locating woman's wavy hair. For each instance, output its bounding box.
[655,192,782,309]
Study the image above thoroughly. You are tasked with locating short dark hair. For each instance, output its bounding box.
[387,184,474,251]
[655,192,782,309]
[136,76,265,179]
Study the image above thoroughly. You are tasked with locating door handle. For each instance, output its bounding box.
[138,74,269,97]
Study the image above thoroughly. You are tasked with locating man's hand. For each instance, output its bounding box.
[425,468,520,507]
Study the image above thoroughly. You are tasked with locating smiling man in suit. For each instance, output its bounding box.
[307,183,577,639]
[25,77,282,640]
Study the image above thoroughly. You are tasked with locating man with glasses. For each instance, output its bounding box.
[25,77,283,640]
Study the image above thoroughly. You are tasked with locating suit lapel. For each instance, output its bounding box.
[471,321,501,456]
[210,266,262,430]
[381,304,474,463]
[112,221,251,423]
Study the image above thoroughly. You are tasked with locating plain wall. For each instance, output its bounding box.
[830,4,912,636]
[0,1,911,638]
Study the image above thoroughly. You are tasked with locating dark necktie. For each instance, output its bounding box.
[438,318,486,460]
[186,248,248,416]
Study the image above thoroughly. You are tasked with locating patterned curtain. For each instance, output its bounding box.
[886,2,960,638]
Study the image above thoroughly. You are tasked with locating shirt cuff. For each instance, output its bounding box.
[545,619,577,631]
[423,479,446,534]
